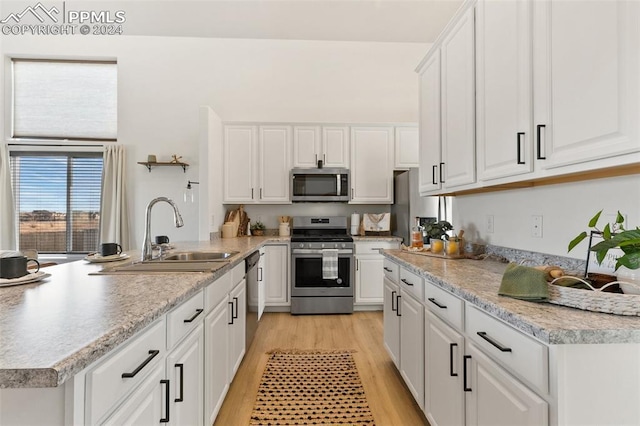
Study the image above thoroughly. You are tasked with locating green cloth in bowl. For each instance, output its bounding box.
[498,263,549,302]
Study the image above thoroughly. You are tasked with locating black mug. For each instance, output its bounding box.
[100,243,122,257]
[0,256,40,279]
[155,235,170,245]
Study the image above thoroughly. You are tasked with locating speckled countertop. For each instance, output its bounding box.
[0,236,288,389]
[383,250,640,345]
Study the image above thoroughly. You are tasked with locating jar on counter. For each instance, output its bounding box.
[411,226,424,248]
[279,222,290,237]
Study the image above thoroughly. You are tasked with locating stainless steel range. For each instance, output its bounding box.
[290,216,354,315]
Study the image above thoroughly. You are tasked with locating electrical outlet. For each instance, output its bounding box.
[486,215,494,234]
[532,215,543,238]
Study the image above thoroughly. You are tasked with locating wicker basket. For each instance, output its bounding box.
[547,284,640,316]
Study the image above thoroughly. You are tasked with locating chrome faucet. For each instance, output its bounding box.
[141,197,184,262]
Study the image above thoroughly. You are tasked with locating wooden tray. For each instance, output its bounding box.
[401,246,469,260]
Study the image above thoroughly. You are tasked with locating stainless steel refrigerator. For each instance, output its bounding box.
[391,169,445,245]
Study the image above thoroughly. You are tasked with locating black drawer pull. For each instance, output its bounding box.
[536,124,546,159]
[160,379,170,423]
[383,267,393,272]
[450,343,458,377]
[396,294,402,317]
[516,132,525,164]
[391,290,397,312]
[175,363,184,402]
[183,308,203,323]
[428,297,447,309]
[477,331,512,352]
[232,297,239,319]
[463,355,472,392]
[228,301,234,325]
[121,349,160,378]
[400,278,414,286]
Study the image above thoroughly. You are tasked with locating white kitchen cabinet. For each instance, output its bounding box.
[476,0,533,181]
[440,7,476,189]
[223,125,291,204]
[383,275,400,368]
[355,241,399,307]
[258,125,292,203]
[228,278,247,377]
[424,311,464,426]
[292,125,350,168]
[394,126,419,169]
[204,296,229,425]
[166,323,204,426]
[223,125,258,203]
[264,244,289,307]
[418,51,442,195]
[399,286,424,410]
[350,126,394,203]
[258,248,266,319]
[100,363,166,426]
[465,342,548,426]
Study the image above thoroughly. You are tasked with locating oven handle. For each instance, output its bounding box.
[291,249,354,255]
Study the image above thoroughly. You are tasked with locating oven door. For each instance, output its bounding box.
[291,249,354,297]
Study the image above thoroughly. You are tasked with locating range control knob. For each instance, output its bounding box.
[341,243,346,248]
[298,243,304,249]
[321,243,325,248]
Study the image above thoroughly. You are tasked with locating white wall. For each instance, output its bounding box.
[2,35,428,246]
[453,174,640,260]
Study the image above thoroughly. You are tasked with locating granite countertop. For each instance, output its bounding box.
[383,250,640,345]
[352,236,403,242]
[0,236,288,389]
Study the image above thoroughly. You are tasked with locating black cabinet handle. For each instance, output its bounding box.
[121,350,160,378]
[396,295,402,317]
[400,278,414,286]
[439,162,445,183]
[516,132,525,164]
[232,297,239,319]
[251,188,254,199]
[391,290,397,312]
[183,308,203,323]
[432,165,438,185]
[260,188,263,199]
[174,363,184,402]
[228,301,234,325]
[463,355,472,392]
[428,297,447,309]
[258,266,263,282]
[536,124,546,160]
[383,267,393,272]
[450,343,458,377]
[477,331,512,352]
[160,379,170,423]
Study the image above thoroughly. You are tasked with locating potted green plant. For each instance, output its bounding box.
[250,221,266,236]
[424,220,453,254]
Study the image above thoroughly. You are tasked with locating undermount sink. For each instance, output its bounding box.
[162,251,238,261]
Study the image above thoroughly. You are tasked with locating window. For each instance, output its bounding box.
[12,59,117,141]
[10,152,104,254]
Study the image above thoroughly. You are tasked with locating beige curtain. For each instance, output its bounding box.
[100,145,131,250]
[0,143,17,250]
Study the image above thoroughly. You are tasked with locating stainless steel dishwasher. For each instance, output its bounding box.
[245,250,261,348]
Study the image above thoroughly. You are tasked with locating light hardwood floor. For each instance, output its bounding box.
[213,312,428,426]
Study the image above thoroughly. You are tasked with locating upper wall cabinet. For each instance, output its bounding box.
[292,125,350,168]
[533,0,640,169]
[223,125,291,204]
[476,0,533,181]
[418,52,442,196]
[394,126,419,169]
[350,126,394,204]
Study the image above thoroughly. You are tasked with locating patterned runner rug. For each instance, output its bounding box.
[250,349,376,425]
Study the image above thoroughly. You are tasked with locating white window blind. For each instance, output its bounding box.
[10,152,104,254]
[12,59,117,141]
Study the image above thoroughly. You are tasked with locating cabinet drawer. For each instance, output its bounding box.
[231,261,245,285]
[356,241,399,255]
[86,319,165,424]
[167,290,204,349]
[425,280,463,330]
[465,304,548,395]
[383,258,399,284]
[205,271,232,313]
[400,267,424,301]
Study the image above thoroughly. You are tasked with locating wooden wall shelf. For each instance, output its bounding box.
[138,161,189,173]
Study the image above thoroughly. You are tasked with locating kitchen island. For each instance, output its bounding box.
[381,249,640,426]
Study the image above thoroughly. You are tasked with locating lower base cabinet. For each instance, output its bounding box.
[167,324,204,426]
[382,276,400,367]
[204,298,230,424]
[399,290,424,408]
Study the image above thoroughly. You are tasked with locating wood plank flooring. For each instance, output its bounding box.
[213,312,428,426]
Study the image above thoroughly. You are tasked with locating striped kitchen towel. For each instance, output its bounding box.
[322,249,339,280]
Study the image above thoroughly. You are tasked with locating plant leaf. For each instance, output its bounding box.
[603,223,611,240]
[568,231,587,252]
[588,210,603,228]
[616,211,625,224]
[616,252,640,271]
[595,248,607,265]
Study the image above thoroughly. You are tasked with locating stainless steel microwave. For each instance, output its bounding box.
[291,168,350,202]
